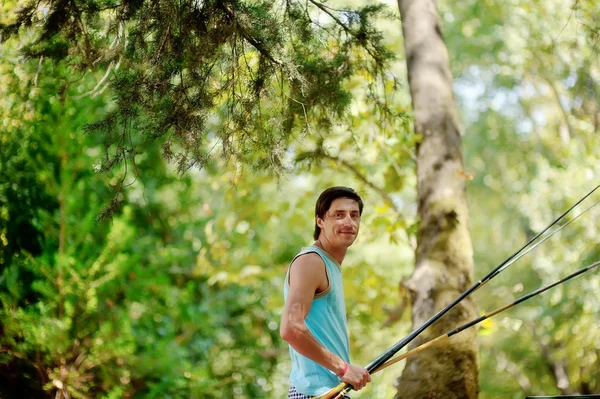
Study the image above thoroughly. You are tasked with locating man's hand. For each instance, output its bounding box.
[341,364,371,391]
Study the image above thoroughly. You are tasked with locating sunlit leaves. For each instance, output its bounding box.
[441,0,600,395]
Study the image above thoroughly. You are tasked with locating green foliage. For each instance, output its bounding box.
[1,0,396,186]
[0,26,412,395]
[439,0,600,396]
[1,0,599,398]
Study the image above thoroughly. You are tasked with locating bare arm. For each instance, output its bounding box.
[280,253,370,390]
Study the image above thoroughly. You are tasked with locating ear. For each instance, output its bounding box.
[316,216,325,229]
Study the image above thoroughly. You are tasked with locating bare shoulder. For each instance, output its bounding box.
[291,252,325,270]
[288,252,326,288]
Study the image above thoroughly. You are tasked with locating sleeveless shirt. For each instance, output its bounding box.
[283,246,351,396]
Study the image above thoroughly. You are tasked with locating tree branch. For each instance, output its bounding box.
[296,147,415,248]
[529,321,574,395]
[543,76,575,143]
[308,0,380,62]
[322,152,400,213]
[218,3,281,66]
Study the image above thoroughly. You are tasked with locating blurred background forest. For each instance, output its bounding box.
[1,0,599,398]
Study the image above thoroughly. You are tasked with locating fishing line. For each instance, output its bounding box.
[315,184,600,399]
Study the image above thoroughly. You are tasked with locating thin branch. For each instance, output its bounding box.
[74,60,115,99]
[315,2,352,13]
[552,0,580,52]
[543,76,575,143]
[34,55,43,86]
[74,21,125,99]
[308,0,380,62]
[321,152,399,213]
[528,321,574,395]
[308,0,349,32]
[301,147,415,248]
[124,119,139,188]
[219,3,282,66]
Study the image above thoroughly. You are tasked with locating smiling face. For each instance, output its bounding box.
[316,197,361,250]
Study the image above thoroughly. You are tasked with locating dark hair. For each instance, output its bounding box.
[313,186,364,240]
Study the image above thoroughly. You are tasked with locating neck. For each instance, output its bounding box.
[314,239,347,265]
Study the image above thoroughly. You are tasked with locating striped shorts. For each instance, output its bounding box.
[288,385,351,399]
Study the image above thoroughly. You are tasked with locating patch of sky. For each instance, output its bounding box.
[453,65,488,124]
[454,64,538,132]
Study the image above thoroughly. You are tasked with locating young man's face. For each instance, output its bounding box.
[316,197,361,248]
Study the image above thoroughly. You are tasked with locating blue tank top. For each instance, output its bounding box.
[283,246,351,396]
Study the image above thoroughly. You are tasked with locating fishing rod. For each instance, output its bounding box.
[315,184,600,399]
[319,259,600,399]
[488,197,600,279]
[373,259,600,374]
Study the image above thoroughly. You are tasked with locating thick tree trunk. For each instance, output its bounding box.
[395,0,479,398]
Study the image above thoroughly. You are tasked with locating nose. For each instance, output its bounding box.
[343,214,356,227]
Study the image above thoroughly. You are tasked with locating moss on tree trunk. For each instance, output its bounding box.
[395,0,479,397]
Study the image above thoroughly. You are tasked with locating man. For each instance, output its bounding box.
[280,186,371,398]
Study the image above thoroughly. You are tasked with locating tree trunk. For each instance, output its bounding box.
[395,0,479,398]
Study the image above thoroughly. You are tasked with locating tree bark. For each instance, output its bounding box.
[395,0,479,398]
